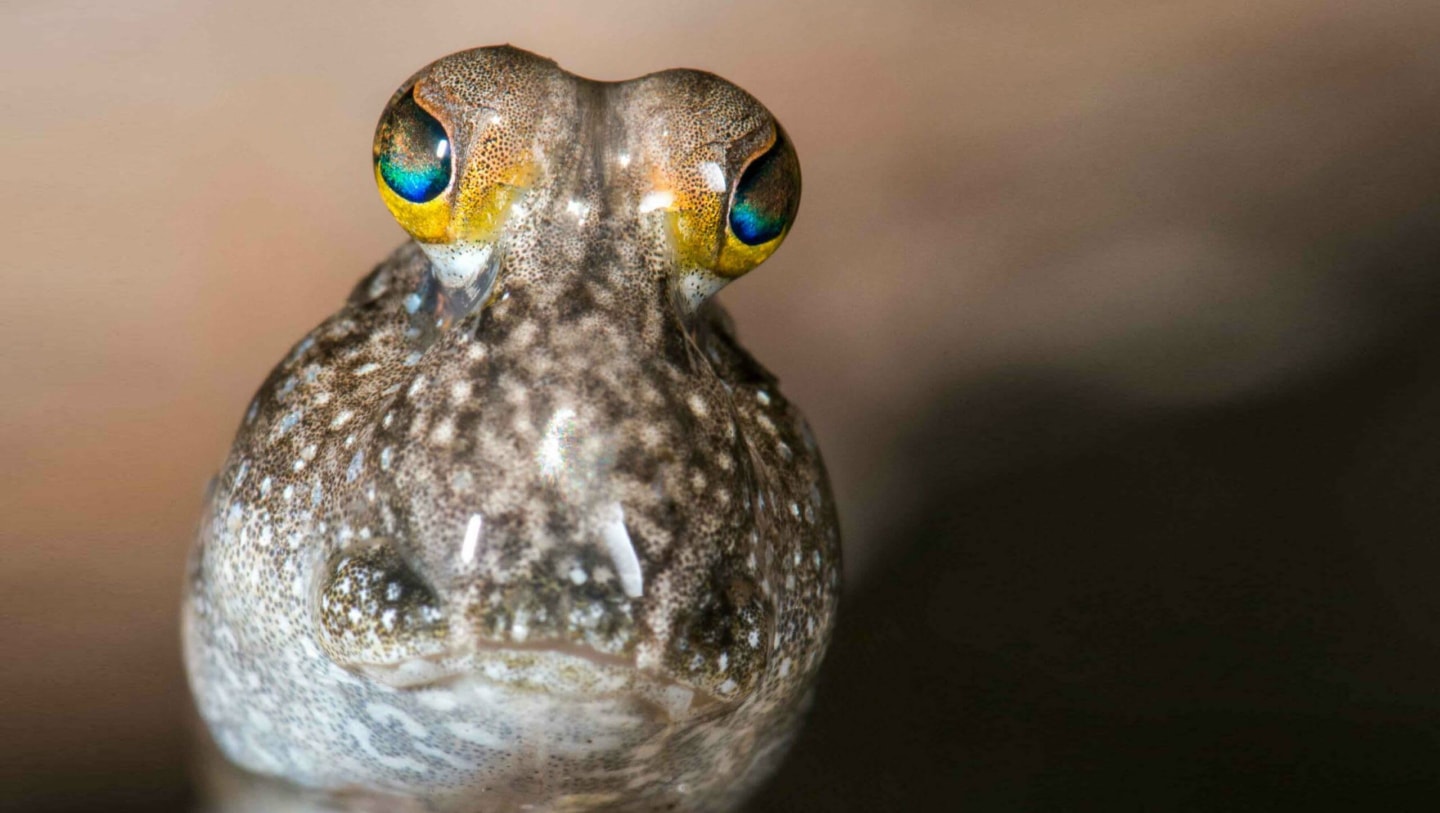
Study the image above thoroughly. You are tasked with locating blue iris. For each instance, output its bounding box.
[728,130,799,246]
[375,91,452,203]
[729,196,785,245]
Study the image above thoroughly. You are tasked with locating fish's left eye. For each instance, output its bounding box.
[728,128,800,247]
[374,89,452,204]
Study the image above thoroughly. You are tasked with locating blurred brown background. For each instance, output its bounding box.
[7,1,1440,810]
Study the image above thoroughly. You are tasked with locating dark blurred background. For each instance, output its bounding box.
[7,1,1440,810]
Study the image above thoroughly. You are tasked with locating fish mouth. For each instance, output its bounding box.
[352,640,723,723]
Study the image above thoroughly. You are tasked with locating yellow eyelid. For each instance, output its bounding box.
[663,129,793,280]
[452,163,536,242]
[375,161,537,245]
[715,227,789,278]
[375,163,452,244]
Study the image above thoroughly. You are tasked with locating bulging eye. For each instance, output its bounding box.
[374,89,452,204]
[728,128,800,247]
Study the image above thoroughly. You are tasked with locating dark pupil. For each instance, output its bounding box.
[728,130,800,246]
[375,90,451,204]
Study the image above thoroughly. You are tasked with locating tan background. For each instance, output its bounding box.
[7,1,1440,810]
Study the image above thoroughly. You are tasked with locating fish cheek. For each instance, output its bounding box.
[663,568,771,702]
[313,540,450,670]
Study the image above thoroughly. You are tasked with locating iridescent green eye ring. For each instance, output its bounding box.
[728,128,800,246]
[374,89,452,204]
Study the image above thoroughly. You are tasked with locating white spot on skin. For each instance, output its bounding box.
[246,708,274,733]
[698,161,727,192]
[416,690,459,712]
[638,189,675,214]
[447,722,505,748]
[366,703,428,739]
[509,321,539,349]
[450,381,471,402]
[278,411,301,434]
[354,362,380,376]
[225,502,243,531]
[344,720,427,772]
[537,407,577,479]
[346,451,364,483]
[331,410,354,428]
[431,420,455,445]
[450,469,473,492]
[565,198,590,222]
[415,741,472,769]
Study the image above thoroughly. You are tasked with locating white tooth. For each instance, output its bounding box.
[600,503,643,598]
[460,513,483,566]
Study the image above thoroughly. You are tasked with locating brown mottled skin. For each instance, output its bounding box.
[184,46,839,812]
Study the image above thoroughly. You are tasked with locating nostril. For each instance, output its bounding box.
[314,539,449,669]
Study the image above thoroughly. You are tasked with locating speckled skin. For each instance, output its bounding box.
[184,46,839,812]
